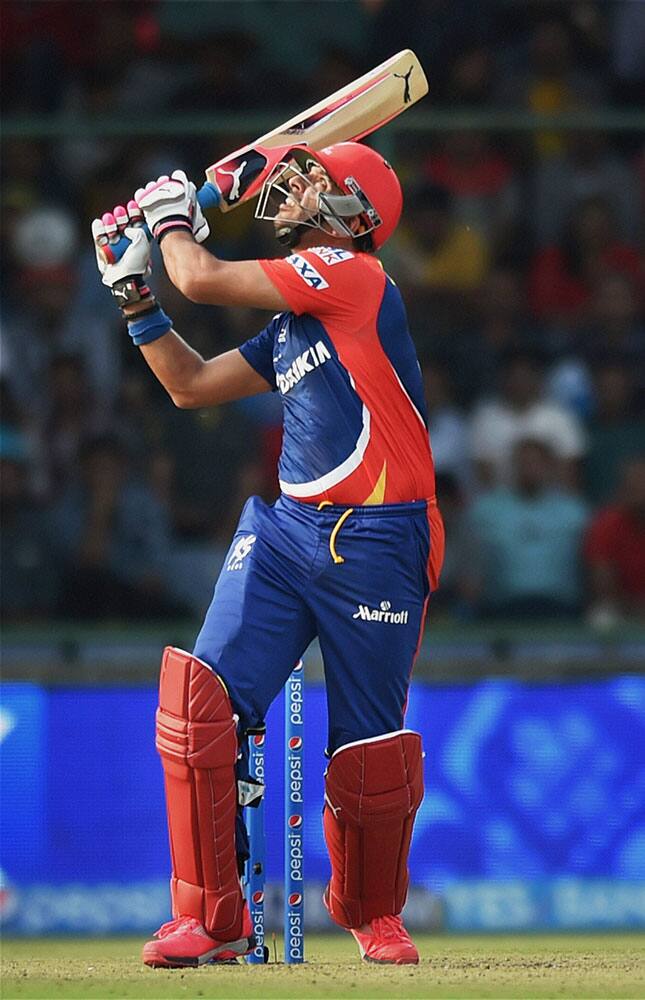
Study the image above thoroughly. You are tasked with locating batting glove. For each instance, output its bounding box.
[92,205,173,346]
[135,169,209,245]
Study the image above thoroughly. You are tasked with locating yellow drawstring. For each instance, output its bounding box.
[316,501,353,563]
[329,508,354,564]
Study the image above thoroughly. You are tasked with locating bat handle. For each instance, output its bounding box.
[98,182,222,264]
[196,182,221,210]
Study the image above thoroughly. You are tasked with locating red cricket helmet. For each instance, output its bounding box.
[311,141,403,249]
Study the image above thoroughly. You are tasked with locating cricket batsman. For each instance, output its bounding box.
[92,142,444,966]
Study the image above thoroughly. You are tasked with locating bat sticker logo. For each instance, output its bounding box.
[218,161,248,201]
[394,65,414,104]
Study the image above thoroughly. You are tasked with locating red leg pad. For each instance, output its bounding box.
[323,730,424,929]
[155,646,243,940]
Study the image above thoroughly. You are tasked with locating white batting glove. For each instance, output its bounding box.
[92,205,174,347]
[135,169,209,245]
[92,205,154,311]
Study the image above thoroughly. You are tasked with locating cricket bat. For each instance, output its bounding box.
[196,49,428,211]
[100,51,426,260]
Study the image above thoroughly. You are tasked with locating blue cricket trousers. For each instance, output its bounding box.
[194,493,443,754]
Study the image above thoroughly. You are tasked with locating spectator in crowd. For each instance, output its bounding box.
[532,122,640,247]
[528,196,642,327]
[498,17,605,158]
[400,182,489,293]
[385,182,490,343]
[447,265,544,405]
[111,371,170,464]
[3,203,123,413]
[443,42,495,107]
[461,439,589,619]
[172,31,265,113]
[2,205,79,416]
[424,130,520,250]
[423,363,471,492]
[49,435,186,620]
[584,358,645,506]
[576,272,645,373]
[161,391,261,543]
[39,354,109,501]
[610,0,645,107]
[547,271,645,422]
[0,435,59,620]
[0,378,40,495]
[469,350,586,491]
[584,456,645,623]
[430,472,470,615]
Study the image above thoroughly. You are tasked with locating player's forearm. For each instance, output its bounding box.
[139,329,207,407]
[138,332,267,408]
[160,232,225,304]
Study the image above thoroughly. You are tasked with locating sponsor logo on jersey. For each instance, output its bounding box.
[226,534,257,571]
[285,253,329,289]
[276,340,331,395]
[352,599,409,624]
[309,246,354,265]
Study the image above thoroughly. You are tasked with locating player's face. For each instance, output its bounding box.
[275,162,334,226]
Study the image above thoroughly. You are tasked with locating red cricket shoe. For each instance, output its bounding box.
[142,908,255,968]
[350,914,419,965]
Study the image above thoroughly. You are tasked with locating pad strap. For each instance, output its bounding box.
[323,730,424,928]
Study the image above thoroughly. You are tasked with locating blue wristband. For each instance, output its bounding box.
[127,307,173,346]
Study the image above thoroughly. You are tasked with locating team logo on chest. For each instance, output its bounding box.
[276,340,332,395]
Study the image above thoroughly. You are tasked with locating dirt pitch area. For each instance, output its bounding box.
[2,933,643,999]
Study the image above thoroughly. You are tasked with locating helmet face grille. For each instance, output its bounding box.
[255,155,357,241]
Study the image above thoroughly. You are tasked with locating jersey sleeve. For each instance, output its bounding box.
[258,248,378,320]
[238,315,279,389]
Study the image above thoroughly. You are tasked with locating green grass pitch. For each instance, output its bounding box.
[2,934,643,999]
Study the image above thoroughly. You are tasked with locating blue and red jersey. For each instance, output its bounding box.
[239,246,435,506]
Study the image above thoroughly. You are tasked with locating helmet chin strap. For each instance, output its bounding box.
[275,221,310,249]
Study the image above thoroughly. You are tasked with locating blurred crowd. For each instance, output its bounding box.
[1,0,644,626]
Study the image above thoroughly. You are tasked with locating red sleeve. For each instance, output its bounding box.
[258,248,381,321]
[584,509,621,564]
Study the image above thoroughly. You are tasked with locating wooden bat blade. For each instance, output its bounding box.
[205,50,427,212]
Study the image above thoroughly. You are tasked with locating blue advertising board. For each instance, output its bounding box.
[1,676,644,934]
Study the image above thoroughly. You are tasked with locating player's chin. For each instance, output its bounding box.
[273,217,297,234]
